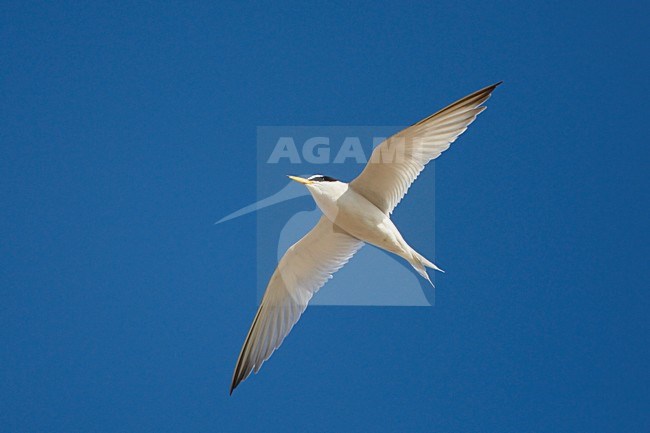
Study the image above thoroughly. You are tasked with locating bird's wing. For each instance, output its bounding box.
[230,216,363,393]
[350,82,501,214]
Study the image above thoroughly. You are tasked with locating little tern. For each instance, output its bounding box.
[230,82,501,393]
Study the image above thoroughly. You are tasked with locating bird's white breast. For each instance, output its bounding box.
[308,182,409,257]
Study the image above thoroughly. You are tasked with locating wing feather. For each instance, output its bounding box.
[350,82,501,214]
[230,216,363,393]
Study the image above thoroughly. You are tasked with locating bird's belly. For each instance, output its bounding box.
[322,190,408,257]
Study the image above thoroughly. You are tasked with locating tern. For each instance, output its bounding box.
[230,82,501,393]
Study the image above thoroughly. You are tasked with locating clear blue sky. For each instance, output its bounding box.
[2,1,648,432]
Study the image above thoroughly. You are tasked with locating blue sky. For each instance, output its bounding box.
[2,1,648,432]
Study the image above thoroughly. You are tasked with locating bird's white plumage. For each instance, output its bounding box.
[230,216,363,392]
[230,82,501,393]
[351,83,500,214]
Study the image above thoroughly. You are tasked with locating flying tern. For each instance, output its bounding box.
[230,82,502,393]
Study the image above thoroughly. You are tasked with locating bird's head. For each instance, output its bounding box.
[287,174,346,199]
[287,174,338,185]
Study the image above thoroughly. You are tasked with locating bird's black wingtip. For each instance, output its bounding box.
[229,378,241,395]
[483,81,503,91]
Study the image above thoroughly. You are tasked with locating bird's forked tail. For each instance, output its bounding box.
[410,251,444,287]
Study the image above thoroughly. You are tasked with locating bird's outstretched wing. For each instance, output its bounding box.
[350,82,501,214]
[230,216,363,393]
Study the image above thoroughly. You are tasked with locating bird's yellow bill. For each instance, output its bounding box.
[287,175,312,185]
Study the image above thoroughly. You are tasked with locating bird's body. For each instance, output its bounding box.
[308,179,435,277]
[312,181,404,255]
[229,82,502,393]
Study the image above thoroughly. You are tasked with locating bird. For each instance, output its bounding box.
[230,82,502,394]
